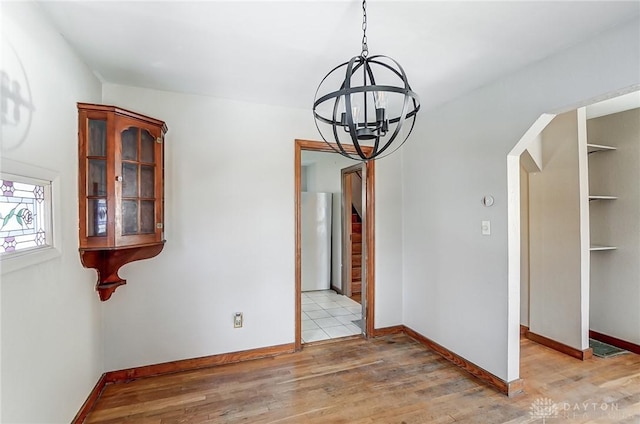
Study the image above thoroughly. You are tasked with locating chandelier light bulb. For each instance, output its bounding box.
[374,91,386,109]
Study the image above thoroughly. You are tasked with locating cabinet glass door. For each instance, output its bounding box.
[87,119,107,237]
[120,127,156,236]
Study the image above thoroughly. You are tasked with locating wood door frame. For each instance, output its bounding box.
[341,169,353,298]
[340,164,364,298]
[294,139,376,351]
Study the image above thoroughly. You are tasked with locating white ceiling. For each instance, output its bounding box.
[38,1,640,112]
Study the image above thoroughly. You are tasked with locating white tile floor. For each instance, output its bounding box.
[302,290,362,343]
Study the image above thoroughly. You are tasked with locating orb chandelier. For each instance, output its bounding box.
[313,0,420,161]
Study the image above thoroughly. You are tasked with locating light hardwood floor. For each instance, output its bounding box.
[86,334,640,423]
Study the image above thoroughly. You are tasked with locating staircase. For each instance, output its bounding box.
[351,208,362,296]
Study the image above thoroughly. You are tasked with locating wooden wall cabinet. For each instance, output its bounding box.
[78,103,167,301]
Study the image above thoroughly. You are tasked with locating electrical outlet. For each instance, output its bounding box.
[234,312,243,328]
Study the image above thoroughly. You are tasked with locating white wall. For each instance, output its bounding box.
[588,108,640,345]
[528,110,586,350]
[374,151,404,328]
[101,83,403,370]
[0,2,103,422]
[401,18,640,383]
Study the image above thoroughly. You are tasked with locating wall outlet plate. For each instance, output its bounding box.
[234,312,243,328]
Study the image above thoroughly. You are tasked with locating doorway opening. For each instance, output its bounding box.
[507,89,640,382]
[294,139,375,350]
[341,164,365,305]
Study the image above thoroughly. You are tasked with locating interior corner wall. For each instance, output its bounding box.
[588,108,640,345]
[1,3,103,423]
[100,83,403,371]
[528,111,584,350]
[401,17,640,383]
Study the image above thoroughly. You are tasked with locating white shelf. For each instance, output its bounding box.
[587,143,616,154]
[590,245,617,251]
[588,141,617,252]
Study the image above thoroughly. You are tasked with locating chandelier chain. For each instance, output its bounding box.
[361,0,368,57]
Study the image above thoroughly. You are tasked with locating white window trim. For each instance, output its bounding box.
[0,158,62,275]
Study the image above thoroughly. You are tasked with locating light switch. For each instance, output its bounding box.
[482,220,491,235]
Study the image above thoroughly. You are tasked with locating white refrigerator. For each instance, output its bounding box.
[301,192,332,292]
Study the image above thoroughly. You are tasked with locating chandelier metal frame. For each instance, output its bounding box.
[313,0,420,161]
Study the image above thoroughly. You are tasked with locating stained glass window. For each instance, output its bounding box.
[0,174,51,255]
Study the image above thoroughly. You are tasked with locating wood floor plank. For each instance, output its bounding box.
[85,334,640,423]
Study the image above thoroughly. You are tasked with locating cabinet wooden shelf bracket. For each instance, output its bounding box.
[80,242,165,301]
[78,103,167,301]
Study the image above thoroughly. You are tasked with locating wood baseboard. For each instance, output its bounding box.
[525,330,593,360]
[105,343,295,383]
[74,343,295,422]
[520,325,529,336]
[589,330,640,355]
[403,326,523,397]
[371,325,404,337]
[71,373,107,424]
